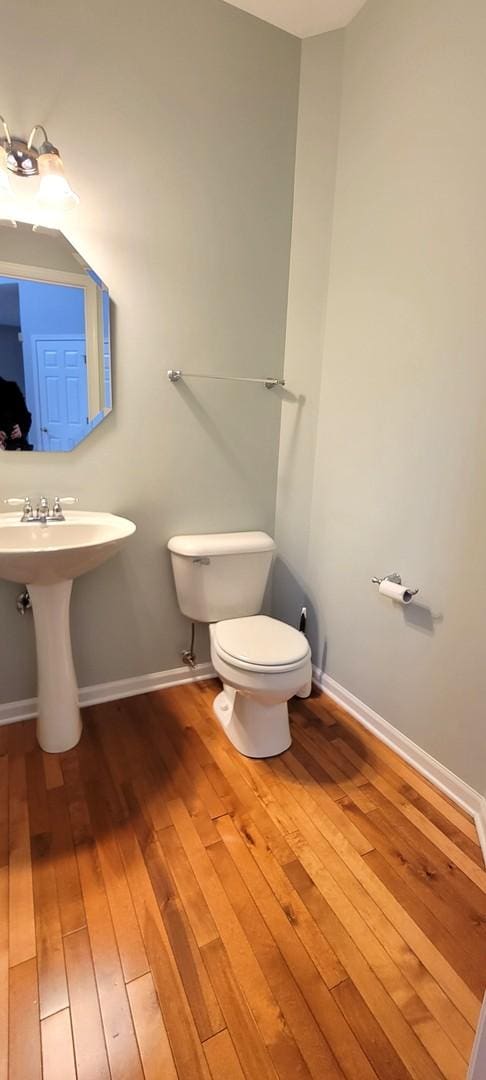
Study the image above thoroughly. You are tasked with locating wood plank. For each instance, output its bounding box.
[216,807,346,989]
[75,839,144,1078]
[143,906,212,1080]
[0,755,8,868]
[47,785,86,936]
[292,695,339,730]
[152,688,227,818]
[127,971,178,1080]
[61,749,144,1080]
[212,815,377,1080]
[283,857,445,1080]
[114,812,212,1080]
[263,760,465,1078]
[0,865,8,1080]
[84,779,149,983]
[405,791,484,867]
[188,685,484,1031]
[332,977,413,1080]
[202,937,282,1080]
[26,748,50,836]
[42,750,64,791]
[168,795,310,1080]
[9,754,36,967]
[279,748,374,856]
[338,794,486,962]
[131,695,201,813]
[363,787,486,925]
[292,723,375,810]
[333,736,486,896]
[131,770,172,831]
[267,758,475,1062]
[3,682,485,1079]
[123,780,224,1041]
[207,840,333,1080]
[363,847,485,1002]
[8,719,36,757]
[203,1028,246,1080]
[184,688,303,864]
[158,823,220,948]
[268,752,482,1029]
[30,832,69,1019]
[328,716,480,859]
[41,1007,76,1080]
[25,747,69,1019]
[63,927,111,1080]
[9,957,41,1080]
[319,705,480,843]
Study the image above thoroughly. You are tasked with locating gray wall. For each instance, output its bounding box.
[276,0,486,795]
[0,0,300,704]
[273,30,344,641]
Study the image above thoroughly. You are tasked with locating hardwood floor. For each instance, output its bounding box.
[1,680,485,1079]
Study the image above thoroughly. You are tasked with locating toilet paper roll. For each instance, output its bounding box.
[379,579,414,604]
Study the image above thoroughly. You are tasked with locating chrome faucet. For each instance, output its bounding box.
[37,495,50,524]
[4,495,78,523]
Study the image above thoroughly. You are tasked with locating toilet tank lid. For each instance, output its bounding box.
[167,531,276,557]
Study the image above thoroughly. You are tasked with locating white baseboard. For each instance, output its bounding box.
[313,666,486,865]
[475,801,486,867]
[0,662,217,727]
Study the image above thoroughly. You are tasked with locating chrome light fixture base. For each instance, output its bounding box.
[0,117,78,210]
[5,137,39,177]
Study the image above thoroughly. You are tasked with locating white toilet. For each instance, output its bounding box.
[168,531,312,757]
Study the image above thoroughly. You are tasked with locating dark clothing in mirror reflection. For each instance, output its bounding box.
[0,377,33,451]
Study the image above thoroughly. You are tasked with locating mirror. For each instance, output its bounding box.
[0,221,111,452]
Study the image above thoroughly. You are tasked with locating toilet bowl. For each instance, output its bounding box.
[210,615,312,757]
[168,530,312,758]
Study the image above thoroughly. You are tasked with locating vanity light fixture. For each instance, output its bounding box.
[0,115,79,210]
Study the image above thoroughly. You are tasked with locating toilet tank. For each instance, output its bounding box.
[168,531,276,623]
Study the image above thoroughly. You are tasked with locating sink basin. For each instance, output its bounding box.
[0,509,136,753]
[0,510,136,584]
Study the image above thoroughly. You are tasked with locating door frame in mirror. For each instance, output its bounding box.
[0,259,105,422]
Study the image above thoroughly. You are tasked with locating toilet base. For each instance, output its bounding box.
[213,686,291,758]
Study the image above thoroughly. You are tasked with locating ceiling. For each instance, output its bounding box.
[222,0,367,38]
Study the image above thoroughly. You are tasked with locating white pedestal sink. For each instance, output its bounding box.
[0,510,136,752]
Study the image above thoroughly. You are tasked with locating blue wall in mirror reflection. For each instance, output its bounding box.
[0,277,86,451]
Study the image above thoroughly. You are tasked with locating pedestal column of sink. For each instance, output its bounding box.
[28,580,82,753]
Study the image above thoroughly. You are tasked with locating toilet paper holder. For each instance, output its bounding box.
[371,572,419,596]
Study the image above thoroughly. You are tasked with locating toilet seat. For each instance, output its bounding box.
[213,615,310,674]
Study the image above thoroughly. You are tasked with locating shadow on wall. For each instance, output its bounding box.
[272,555,327,673]
[401,601,444,635]
[272,557,445,694]
[172,379,284,497]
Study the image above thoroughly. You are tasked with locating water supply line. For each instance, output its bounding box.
[182,622,197,668]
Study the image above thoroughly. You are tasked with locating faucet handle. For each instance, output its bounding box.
[4,496,34,521]
[53,496,78,507]
[52,496,78,518]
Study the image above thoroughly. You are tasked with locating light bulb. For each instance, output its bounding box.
[37,150,79,211]
[0,144,14,201]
